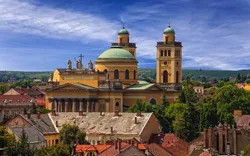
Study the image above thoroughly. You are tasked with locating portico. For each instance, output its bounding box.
[49,97,99,113]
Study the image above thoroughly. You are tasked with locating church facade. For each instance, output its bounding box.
[45,26,182,113]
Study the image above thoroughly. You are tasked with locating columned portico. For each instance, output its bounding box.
[49,97,98,113]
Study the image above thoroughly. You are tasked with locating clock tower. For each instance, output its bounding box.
[156,24,182,85]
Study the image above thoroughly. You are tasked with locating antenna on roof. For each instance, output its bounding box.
[122,21,125,29]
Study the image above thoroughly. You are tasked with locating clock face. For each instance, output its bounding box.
[164,61,168,65]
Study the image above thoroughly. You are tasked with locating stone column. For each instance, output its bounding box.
[58,99,62,112]
[64,100,68,112]
[95,101,99,112]
[72,99,76,112]
[120,96,123,112]
[79,100,83,111]
[86,100,90,113]
[105,98,110,112]
[91,102,95,112]
[54,100,57,112]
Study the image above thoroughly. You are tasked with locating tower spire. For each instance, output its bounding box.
[168,23,171,28]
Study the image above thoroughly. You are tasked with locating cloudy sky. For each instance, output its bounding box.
[0,0,249,71]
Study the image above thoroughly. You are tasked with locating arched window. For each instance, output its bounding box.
[164,50,167,56]
[163,70,168,83]
[125,69,129,79]
[160,50,163,56]
[176,71,179,83]
[168,50,171,56]
[149,98,156,105]
[134,70,136,80]
[165,37,168,43]
[114,69,119,79]
[104,69,108,73]
[115,102,119,106]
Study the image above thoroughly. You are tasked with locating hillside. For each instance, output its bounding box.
[1,69,250,83]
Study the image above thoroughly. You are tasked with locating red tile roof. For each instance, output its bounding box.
[146,143,173,156]
[200,151,212,156]
[0,95,32,103]
[150,133,189,156]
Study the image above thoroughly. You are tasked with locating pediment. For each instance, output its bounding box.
[47,83,96,91]
[146,85,164,91]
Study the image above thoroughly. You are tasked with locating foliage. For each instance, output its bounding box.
[34,143,70,156]
[32,107,51,114]
[5,129,36,156]
[10,79,46,88]
[242,144,250,156]
[128,99,171,132]
[0,126,15,148]
[0,84,9,94]
[179,84,198,104]
[59,124,88,151]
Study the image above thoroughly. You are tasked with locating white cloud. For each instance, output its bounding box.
[0,0,120,42]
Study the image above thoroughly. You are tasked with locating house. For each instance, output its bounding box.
[193,86,204,95]
[146,143,173,156]
[5,113,59,147]
[3,88,45,107]
[149,133,189,156]
[0,95,36,121]
[51,112,161,144]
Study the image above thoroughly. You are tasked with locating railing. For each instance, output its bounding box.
[157,42,182,46]
[111,43,136,47]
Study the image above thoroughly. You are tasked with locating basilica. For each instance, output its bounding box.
[45,25,182,113]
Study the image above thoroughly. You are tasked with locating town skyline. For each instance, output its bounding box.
[0,0,250,71]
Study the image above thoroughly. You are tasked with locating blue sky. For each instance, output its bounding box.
[0,0,249,71]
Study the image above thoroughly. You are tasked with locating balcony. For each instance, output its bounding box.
[111,43,136,48]
[157,42,182,47]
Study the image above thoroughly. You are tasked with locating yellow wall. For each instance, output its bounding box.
[118,34,129,44]
[156,35,182,84]
[44,134,59,146]
[95,61,138,85]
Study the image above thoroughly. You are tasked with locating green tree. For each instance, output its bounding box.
[35,143,70,156]
[0,84,9,94]
[59,124,88,151]
[0,126,14,148]
[173,114,189,141]
[216,80,225,88]
[245,78,250,84]
[162,95,170,108]
[242,144,250,156]
[5,129,36,156]
[179,85,198,104]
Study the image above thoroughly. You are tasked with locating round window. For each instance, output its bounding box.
[164,61,168,65]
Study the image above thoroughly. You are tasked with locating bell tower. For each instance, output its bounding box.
[112,27,136,57]
[156,24,182,84]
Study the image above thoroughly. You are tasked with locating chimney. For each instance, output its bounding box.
[37,112,40,119]
[115,139,118,149]
[134,117,138,124]
[114,111,119,116]
[27,113,31,119]
[79,111,83,116]
[118,139,122,151]
[111,126,113,135]
[136,112,141,117]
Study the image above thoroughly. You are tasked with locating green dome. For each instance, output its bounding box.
[164,26,175,34]
[98,46,134,59]
[118,28,129,35]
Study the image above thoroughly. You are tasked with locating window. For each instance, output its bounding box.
[149,98,156,105]
[164,50,167,56]
[104,69,108,73]
[134,70,136,80]
[165,37,168,43]
[125,69,129,79]
[114,69,119,79]
[176,71,179,83]
[160,50,163,56]
[120,38,123,44]
[115,102,120,106]
[163,70,168,83]
[52,140,54,146]
[175,51,181,56]
[164,61,168,65]
[176,62,179,66]
[168,50,171,56]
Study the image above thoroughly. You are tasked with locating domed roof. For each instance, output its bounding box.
[98,46,134,59]
[118,27,129,35]
[164,26,175,34]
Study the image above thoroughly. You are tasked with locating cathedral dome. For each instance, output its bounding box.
[118,28,129,35]
[164,26,175,34]
[98,46,134,59]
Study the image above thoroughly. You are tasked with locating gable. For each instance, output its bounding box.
[3,88,21,95]
[47,83,96,92]
[5,115,31,127]
[146,85,163,91]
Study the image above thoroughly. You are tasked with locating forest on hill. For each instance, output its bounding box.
[0,69,250,83]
